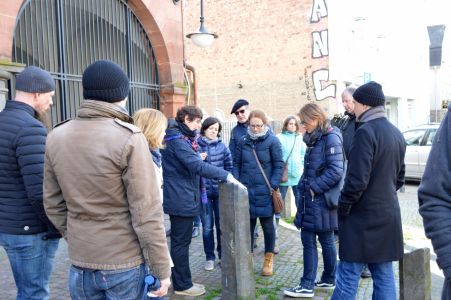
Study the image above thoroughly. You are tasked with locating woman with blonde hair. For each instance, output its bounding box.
[284,103,344,298]
[133,108,167,200]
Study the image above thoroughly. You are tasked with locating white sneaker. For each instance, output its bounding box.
[174,283,206,296]
[204,260,215,271]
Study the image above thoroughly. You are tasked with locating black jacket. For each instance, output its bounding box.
[331,112,356,158]
[0,100,58,236]
[338,115,405,263]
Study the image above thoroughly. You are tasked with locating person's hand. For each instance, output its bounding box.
[200,152,207,160]
[226,174,246,190]
[151,277,171,297]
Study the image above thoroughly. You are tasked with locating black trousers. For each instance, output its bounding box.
[169,215,194,291]
[250,216,275,253]
[443,279,451,300]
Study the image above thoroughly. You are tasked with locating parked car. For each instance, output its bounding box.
[402,124,440,180]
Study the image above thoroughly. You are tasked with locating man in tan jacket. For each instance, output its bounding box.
[43,60,171,299]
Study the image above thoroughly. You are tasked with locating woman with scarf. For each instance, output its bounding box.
[161,105,240,297]
[197,117,233,271]
[284,103,344,298]
[232,109,284,276]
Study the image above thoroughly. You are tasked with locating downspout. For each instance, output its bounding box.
[181,0,197,106]
[185,63,197,105]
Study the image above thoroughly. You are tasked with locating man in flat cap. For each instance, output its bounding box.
[332,81,406,300]
[229,99,250,159]
[0,66,60,300]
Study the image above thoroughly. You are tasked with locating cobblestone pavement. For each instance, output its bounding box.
[0,183,443,299]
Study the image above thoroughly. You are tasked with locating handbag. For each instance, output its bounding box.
[280,135,297,183]
[321,134,346,210]
[252,149,284,214]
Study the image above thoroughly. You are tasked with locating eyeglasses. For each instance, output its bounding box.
[234,109,246,116]
[250,124,264,129]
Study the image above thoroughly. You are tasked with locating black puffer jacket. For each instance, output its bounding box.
[0,100,58,235]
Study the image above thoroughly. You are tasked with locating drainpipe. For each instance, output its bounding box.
[184,63,197,105]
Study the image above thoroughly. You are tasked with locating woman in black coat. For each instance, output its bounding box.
[284,103,344,299]
[232,110,284,277]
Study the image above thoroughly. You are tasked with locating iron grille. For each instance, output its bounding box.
[12,0,160,126]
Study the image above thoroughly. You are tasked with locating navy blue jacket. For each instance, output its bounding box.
[419,104,451,280]
[162,120,229,217]
[0,100,58,235]
[294,128,343,232]
[232,130,284,218]
[229,122,248,159]
[338,116,405,263]
[198,137,233,199]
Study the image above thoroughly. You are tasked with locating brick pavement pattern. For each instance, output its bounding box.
[0,184,443,299]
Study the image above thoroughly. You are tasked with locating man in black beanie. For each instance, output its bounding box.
[229,98,250,159]
[43,60,171,299]
[0,66,60,300]
[332,81,406,300]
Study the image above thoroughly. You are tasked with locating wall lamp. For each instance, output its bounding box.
[186,0,218,48]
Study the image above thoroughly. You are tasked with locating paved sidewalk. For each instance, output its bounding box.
[0,184,443,299]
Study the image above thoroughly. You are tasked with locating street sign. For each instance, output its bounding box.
[363,72,371,83]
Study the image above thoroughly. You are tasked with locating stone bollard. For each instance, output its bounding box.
[399,248,431,300]
[281,186,297,219]
[219,182,255,300]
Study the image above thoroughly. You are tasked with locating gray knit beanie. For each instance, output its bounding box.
[15,66,55,93]
[82,60,129,103]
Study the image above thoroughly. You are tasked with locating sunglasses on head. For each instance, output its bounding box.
[234,109,246,116]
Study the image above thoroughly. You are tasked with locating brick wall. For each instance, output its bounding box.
[183,0,336,121]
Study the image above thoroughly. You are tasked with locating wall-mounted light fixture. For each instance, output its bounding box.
[186,0,217,48]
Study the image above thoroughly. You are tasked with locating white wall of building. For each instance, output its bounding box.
[329,0,434,130]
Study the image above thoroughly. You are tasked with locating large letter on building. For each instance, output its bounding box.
[312,69,336,101]
[310,0,328,23]
[312,30,328,58]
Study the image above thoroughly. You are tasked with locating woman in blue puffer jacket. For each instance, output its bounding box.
[233,110,284,276]
[197,117,233,271]
[284,103,344,298]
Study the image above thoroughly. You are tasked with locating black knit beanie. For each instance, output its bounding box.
[15,66,55,93]
[82,60,129,102]
[353,81,385,107]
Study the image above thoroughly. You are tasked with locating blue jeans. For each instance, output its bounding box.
[331,261,396,300]
[69,263,158,300]
[300,230,336,289]
[0,232,59,300]
[200,198,221,261]
[193,215,201,228]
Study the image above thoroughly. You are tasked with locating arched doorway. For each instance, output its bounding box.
[12,0,160,126]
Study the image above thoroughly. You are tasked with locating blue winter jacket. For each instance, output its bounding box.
[198,137,233,199]
[162,120,229,217]
[0,100,58,235]
[294,128,344,232]
[232,130,284,218]
[229,122,248,159]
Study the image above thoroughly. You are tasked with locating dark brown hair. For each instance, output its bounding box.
[282,115,299,132]
[175,105,203,123]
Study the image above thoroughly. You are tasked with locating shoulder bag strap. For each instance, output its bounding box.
[284,135,297,163]
[252,148,273,193]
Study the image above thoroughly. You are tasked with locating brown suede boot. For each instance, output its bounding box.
[262,252,274,276]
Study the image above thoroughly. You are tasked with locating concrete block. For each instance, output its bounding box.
[219,182,255,300]
[399,248,431,300]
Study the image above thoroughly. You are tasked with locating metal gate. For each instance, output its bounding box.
[12,0,160,126]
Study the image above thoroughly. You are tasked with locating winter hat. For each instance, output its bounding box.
[15,66,55,93]
[82,60,129,102]
[230,99,249,114]
[353,81,385,107]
